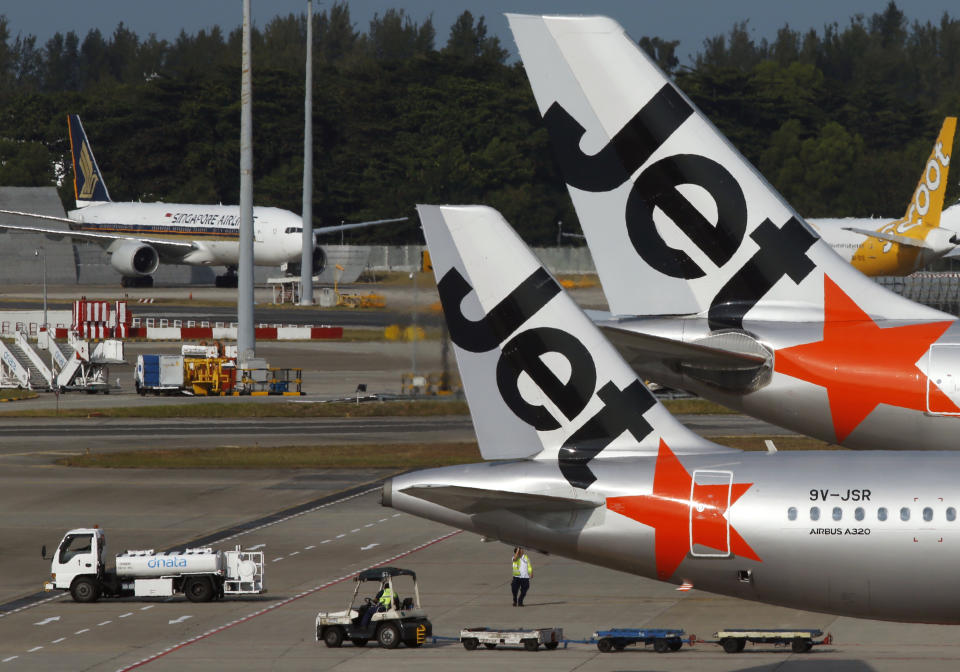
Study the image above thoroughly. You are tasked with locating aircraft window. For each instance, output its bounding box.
[948,507,957,522]
[877,507,888,521]
[787,507,797,521]
[900,507,910,522]
[923,507,933,522]
[810,506,820,521]
[832,507,842,521]
[284,227,303,234]
[854,507,864,521]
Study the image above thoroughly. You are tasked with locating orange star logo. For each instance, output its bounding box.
[607,440,760,581]
[774,276,957,442]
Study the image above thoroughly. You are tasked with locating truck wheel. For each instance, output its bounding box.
[669,638,683,651]
[377,623,400,649]
[184,577,214,603]
[350,638,368,648]
[791,637,812,653]
[483,643,497,649]
[654,638,669,653]
[70,576,100,603]
[462,638,479,651]
[523,639,539,651]
[722,638,741,653]
[545,642,559,650]
[597,638,613,652]
[322,627,344,648]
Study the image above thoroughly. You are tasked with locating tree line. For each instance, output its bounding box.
[0,2,958,244]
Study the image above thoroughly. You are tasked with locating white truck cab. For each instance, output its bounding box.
[45,527,106,601]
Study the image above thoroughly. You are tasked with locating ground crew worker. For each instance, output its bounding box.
[511,547,532,607]
[360,581,393,627]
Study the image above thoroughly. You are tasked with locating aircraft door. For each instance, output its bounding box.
[926,344,960,415]
[689,470,733,558]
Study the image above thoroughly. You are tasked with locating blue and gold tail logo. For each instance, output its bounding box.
[68,114,111,203]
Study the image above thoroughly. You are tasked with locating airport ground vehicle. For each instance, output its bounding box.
[460,626,563,652]
[43,527,265,603]
[316,567,431,649]
[714,628,828,653]
[593,628,685,653]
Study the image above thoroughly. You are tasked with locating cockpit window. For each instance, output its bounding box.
[284,227,303,234]
[59,533,93,564]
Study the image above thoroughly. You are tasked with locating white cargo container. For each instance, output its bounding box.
[43,527,265,603]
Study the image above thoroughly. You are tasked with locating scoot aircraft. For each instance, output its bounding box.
[510,13,960,451]
[0,115,403,287]
[386,202,960,624]
[806,117,958,276]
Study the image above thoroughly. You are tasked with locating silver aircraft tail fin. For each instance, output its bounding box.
[508,14,947,325]
[417,204,729,488]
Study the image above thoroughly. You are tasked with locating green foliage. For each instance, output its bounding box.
[0,1,958,243]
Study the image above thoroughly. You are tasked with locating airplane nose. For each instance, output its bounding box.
[380,478,393,508]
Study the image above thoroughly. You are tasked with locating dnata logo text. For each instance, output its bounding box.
[148,557,188,569]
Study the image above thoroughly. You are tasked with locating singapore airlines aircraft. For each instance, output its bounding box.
[388,202,960,624]
[0,115,403,287]
[807,117,957,276]
[510,13,960,451]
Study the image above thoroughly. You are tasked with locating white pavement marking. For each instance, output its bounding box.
[364,523,375,528]
[140,606,154,611]
[289,551,299,557]
[114,530,462,672]
[34,616,60,625]
[168,616,193,625]
[247,544,265,551]
[360,543,380,551]
[272,557,283,562]
[74,629,89,635]
[351,528,361,533]
[304,545,315,550]
[320,540,330,544]
[392,513,401,517]
[0,593,65,619]
[51,637,65,644]
[119,612,133,618]
[27,647,42,653]
[378,518,388,523]
[336,534,346,539]
[97,620,111,626]
[2,656,17,662]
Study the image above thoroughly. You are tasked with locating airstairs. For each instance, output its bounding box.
[0,329,124,392]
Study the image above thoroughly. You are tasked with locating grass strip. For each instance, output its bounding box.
[0,399,470,419]
[55,442,482,469]
[0,389,38,402]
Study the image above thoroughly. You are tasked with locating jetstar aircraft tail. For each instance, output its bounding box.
[68,114,111,207]
[841,117,957,273]
[417,204,730,482]
[508,14,949,326]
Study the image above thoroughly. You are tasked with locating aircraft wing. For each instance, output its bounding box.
[0,209,194,254]
[313,216,407,236]
[399,485,602,514]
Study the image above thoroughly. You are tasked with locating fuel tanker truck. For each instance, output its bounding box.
[43,527,265,603]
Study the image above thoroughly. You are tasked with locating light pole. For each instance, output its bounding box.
[34,248,47,331]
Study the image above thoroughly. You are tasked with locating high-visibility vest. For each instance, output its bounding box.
[378,587,394,608]
[512,555,532,577]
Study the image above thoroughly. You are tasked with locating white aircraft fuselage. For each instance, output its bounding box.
[69,201,305,268]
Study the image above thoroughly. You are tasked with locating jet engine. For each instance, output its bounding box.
[284,246,326,277]
[108,240,160,276]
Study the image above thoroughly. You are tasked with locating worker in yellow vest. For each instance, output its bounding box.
[511,547,532,607]
[361,581,394,627]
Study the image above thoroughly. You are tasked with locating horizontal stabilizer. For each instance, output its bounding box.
[399,484,602,514]
[600,325,768,369]
[842,226,937,250]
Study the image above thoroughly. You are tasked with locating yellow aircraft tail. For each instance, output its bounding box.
[850,117,956,275]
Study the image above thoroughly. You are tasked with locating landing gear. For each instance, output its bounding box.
[215,267,238,288]
[121,275,153,288]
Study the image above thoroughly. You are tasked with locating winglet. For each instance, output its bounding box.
[67,115,111,207]
[417,204,730,488]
